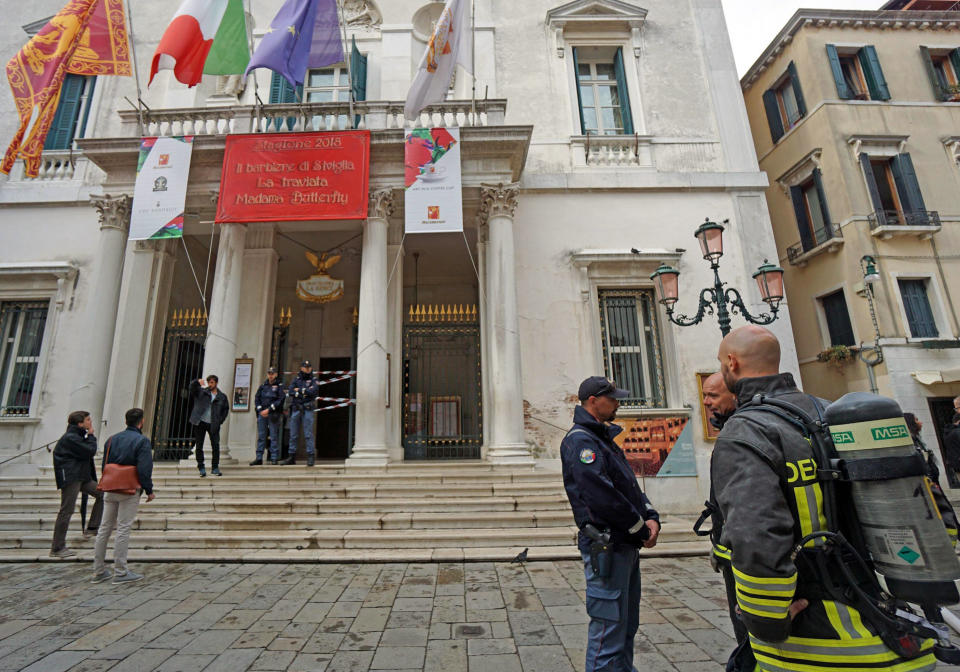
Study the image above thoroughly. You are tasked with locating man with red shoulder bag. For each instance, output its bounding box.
[92,408,155,585]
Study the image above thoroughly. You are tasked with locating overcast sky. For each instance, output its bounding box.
[721,0,885,76]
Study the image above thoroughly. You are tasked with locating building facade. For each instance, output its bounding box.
[742,8,960,487]
[0,0,796,513]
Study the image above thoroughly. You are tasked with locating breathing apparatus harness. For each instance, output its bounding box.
[695,392,960,663]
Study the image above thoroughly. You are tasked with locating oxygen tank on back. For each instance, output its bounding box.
[825,392,960,606]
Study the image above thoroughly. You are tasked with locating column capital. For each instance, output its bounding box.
[90,194,132,233]
[133,238,177,256]
[369,188,395,221]
[479,183,520,222]
[246,224,276,250]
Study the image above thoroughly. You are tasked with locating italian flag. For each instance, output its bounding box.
[149,0,250,88]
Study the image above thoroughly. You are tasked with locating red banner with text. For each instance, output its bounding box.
[216,131,370,223]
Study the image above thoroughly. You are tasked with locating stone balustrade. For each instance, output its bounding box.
[119,99,508,137]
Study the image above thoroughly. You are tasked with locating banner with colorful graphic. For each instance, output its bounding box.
[613,416,697,477]
[130,136,194,241]
[216,131,370,223]
[404,127,462,234]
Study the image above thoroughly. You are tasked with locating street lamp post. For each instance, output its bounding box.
[648,218,785,337]
[858,255,884,395]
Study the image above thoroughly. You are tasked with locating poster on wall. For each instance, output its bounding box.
[612,416,697,477]
[217,131,370,223]
[232,358,253,412]
[130,136,194,241]
[404,127,463,234]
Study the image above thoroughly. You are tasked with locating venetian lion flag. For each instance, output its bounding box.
[403,0,472,120]
[2,0,131,177]
[149,0,250,88]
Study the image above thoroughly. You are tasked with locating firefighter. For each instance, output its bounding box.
[711,325,936,672]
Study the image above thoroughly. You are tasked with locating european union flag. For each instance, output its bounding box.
[245,0,340,89]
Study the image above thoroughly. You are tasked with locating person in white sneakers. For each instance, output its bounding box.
[91,408,155,585]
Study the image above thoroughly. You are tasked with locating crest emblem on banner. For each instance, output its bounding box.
[296,251,344,304]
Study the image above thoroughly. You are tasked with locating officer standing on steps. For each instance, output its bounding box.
[286,360,319,466]
[711,326,937,672]
[560,376,660,672]
[251,367,285,466]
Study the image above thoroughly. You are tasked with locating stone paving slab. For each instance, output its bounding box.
[0,557,958,671]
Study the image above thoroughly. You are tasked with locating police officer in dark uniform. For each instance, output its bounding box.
[561,376,661,672]
[251,367,285,465]
[286,360,320,466]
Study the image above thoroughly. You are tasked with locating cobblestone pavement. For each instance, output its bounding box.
[1,557,958,672]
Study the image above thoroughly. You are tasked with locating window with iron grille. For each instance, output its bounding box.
[598,290,665,408]
[0,301,49,416]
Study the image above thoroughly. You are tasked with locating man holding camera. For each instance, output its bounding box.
[560,376,661,672]
[189,374,229,477]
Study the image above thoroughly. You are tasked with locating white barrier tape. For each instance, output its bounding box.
[312,400,356,412]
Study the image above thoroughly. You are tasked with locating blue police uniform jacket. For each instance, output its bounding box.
[255,379,285,416]
[287,372,320,410]
[561,405,659,553]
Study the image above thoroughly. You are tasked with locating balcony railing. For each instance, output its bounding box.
[118,99,507,137]
[868,209,942,230]
[786,225,844,266]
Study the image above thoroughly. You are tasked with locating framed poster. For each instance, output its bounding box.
[612,415,695,477]
[696,372,721,441]
[232,358,254,412]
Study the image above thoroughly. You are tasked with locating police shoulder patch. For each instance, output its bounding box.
[579,448,596,464]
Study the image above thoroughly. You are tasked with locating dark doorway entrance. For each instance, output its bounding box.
[152,311,206,461]
[314,357,353,459]
[928,396,959,488]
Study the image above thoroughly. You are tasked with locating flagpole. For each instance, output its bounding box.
[123,0,146,136]
[337,0,355,129]
[246,0,261,132]
[470,0,477,124]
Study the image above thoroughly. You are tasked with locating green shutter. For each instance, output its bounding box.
[859,152,884,213]
[44,74,87,151]
[920,46,948,101]
[791,185,815,252]
[892,153,926,214]
[572,47,586,134]
[350,37,367,102]
[898,279,938,338]
[951,49,960,91]
[826,45,851,99]
[788,61,806,116]
[822,291,855,347]
[858,46,890,101]
[269,72,299,131]
[613,47,634,135]
[813,168,833,238]
[762,89,785,143]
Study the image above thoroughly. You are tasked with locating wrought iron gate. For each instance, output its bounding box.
[403,304,482,460]
[151,309,207,461]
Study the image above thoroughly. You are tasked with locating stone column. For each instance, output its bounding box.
[386,222,405,462]
[102,239,177,433]
[480,184,533,465]
[476,225,491,454]
[200,222,247,463]
[347,189,393,467]
[230,225,279,461]
[72,195,132,429]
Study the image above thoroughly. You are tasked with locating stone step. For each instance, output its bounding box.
[0,540,711,564]
[0,494,570,514]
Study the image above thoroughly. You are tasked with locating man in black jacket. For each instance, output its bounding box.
[50,411,103,558]
[252,367,284,465]
[189,374,229,477]
[944,411,960,488]
[560,376,660,672]
[286,361,320,466]
[92,408,155,584]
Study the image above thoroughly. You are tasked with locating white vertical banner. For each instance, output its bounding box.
[404,127,463,234]
[130,136,194,241]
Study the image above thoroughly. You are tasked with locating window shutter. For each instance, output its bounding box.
[898,279,938,338]
[269,72,299,131]
[826,45,851,99]
[812,168,833,238]
[762,89,785,143]
[892,153,926,214]
[791,185,814,252]
[787,61,807,116]
[350,37,367,102]
[858,152,884,213]
[920,46,948,101]
[822,292,855,347]
[858,46,890,101]
[613,47,634,135]
[951,48,960,88]
[44,74,86,150]
[572,47,586,134]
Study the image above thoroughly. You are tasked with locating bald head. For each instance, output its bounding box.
[718,326,781,392]
[702,372,736,418]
